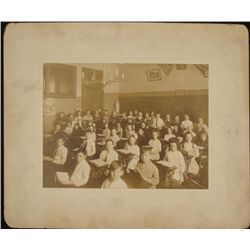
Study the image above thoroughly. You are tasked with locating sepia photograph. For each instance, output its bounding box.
[43,63,209,189]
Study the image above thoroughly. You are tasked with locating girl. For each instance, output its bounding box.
[125,124,138,140]
[109,128,120,147]
[125,135,140,172]
[116,122,123,138]
[164,126,176,142]
[102,122,111,141]
[148,130,162,161]
[181,132,200,177]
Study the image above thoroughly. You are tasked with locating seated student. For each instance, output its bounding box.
[127,110,134,120]
[94,110,102,129]
[164,138,186,188]
[56,111,67,127]
[81,119,89,133]
[56,151,90,187]
[181,114,193,131]
[197,118,209,135]
[67,113,76,127]
[44,137,68,167]
[102,122,111,141]
[103,109,110,122]
[74,110,82,126]
[125,135,140,172]
[173,115,181,126]
[120,112,127,129]
[144,112,151,127]
[101,161,128,189]
[137,128,148,146]
[183,125,196,139]
[88,124,96,142]
[197,132,208,164]
[116,122,123,138]
[85,130,96,158]
[165,114,173,128]
[64,121,73,136]
[52,124,65,140]
[136,151,160,189]
[164,126,176,142]
[109,128,120,147]
[181,132,200,177]
[125,124,138,140]
[148,130,162,161]
[135,111,144,128]
[152,113,165,131]
[173,124,184,143]
[82,110,94,123]
[99,139,119,166]
[110,111,119,127]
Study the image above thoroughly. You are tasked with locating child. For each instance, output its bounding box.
[88,124,96,142]
[82,110,94,123]
[64,121,73,135]
[164,126,176,142]
[137,128,147,146]
[181,114,193,131]
[99,139,119,166]
[125,135,140,171]
[148,130,162,161]
[101,161,128,189]
[102,122,111,141]
[56,151,90,187]
[116,122,123,138]
[136,151,160,189]
[85,130,96,158]
[182,132,200,177]
[165,114,173,128]
[164,139,186,188]
[197,118,208,135]
[110,128,120,147]
[125,124,138,140]
[152,113,165,130]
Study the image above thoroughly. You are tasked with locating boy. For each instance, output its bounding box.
[148,130,162,161]
[101,161,128,189]
[99,139,119,166]
[125,135,140,171]
[164,138,186,188]
[181,114,193,131]
[56,151,90,187]
[136,151,160,189]
[152,113,165,130]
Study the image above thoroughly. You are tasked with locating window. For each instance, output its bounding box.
[43,64,77,98]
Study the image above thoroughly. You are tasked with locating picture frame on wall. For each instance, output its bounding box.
[147,68,161,81]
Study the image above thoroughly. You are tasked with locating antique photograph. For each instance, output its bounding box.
[43,63,209,189]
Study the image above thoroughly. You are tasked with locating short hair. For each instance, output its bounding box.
[109,161,123,172]
[77,150,87,157]
[57,137,65,142]
[184,131,193,138]
[106,139,114,145]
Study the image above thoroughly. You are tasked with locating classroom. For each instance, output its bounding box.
[43,63,209,189]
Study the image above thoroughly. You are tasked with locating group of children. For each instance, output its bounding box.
[43,108,208,189]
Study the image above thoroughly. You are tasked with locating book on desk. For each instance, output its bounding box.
[89,159,109,168]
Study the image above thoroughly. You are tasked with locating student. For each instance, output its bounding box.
[125,135,140,171]
[127,110,134,120]
[182,132,200,177]
[197,118,209,135]
[101,161,128,189]
[71,123,83,137]
[109,128,120,147]
[137,128,147,146]
[125,124,138,140]
[116,122,123,138]
[173,115,181,126]
[82,110,94,123]
[85,130,96,158]
[197,132,208,163]
[152,113,165,130]
[135,111,144,130]
[181,114,193,131]
[74,110,82,125]
[64,121,73,135]
[52,124,65,140]
[164,126,176,142]
[56,151,90,187]
[44,137,68,166]
[88,125,96,142]
[102,122,111,141]
[56,111,67,127]
[183,125,196,139]
[148,130,162,161]
[67,113,76,127]
[110,111,119,127]
[165,114,173,128]
[136,151,160,189]
[144,112,151,127]
[164,139,186,188]
[99,139,119,166]
[120,112,127,129]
